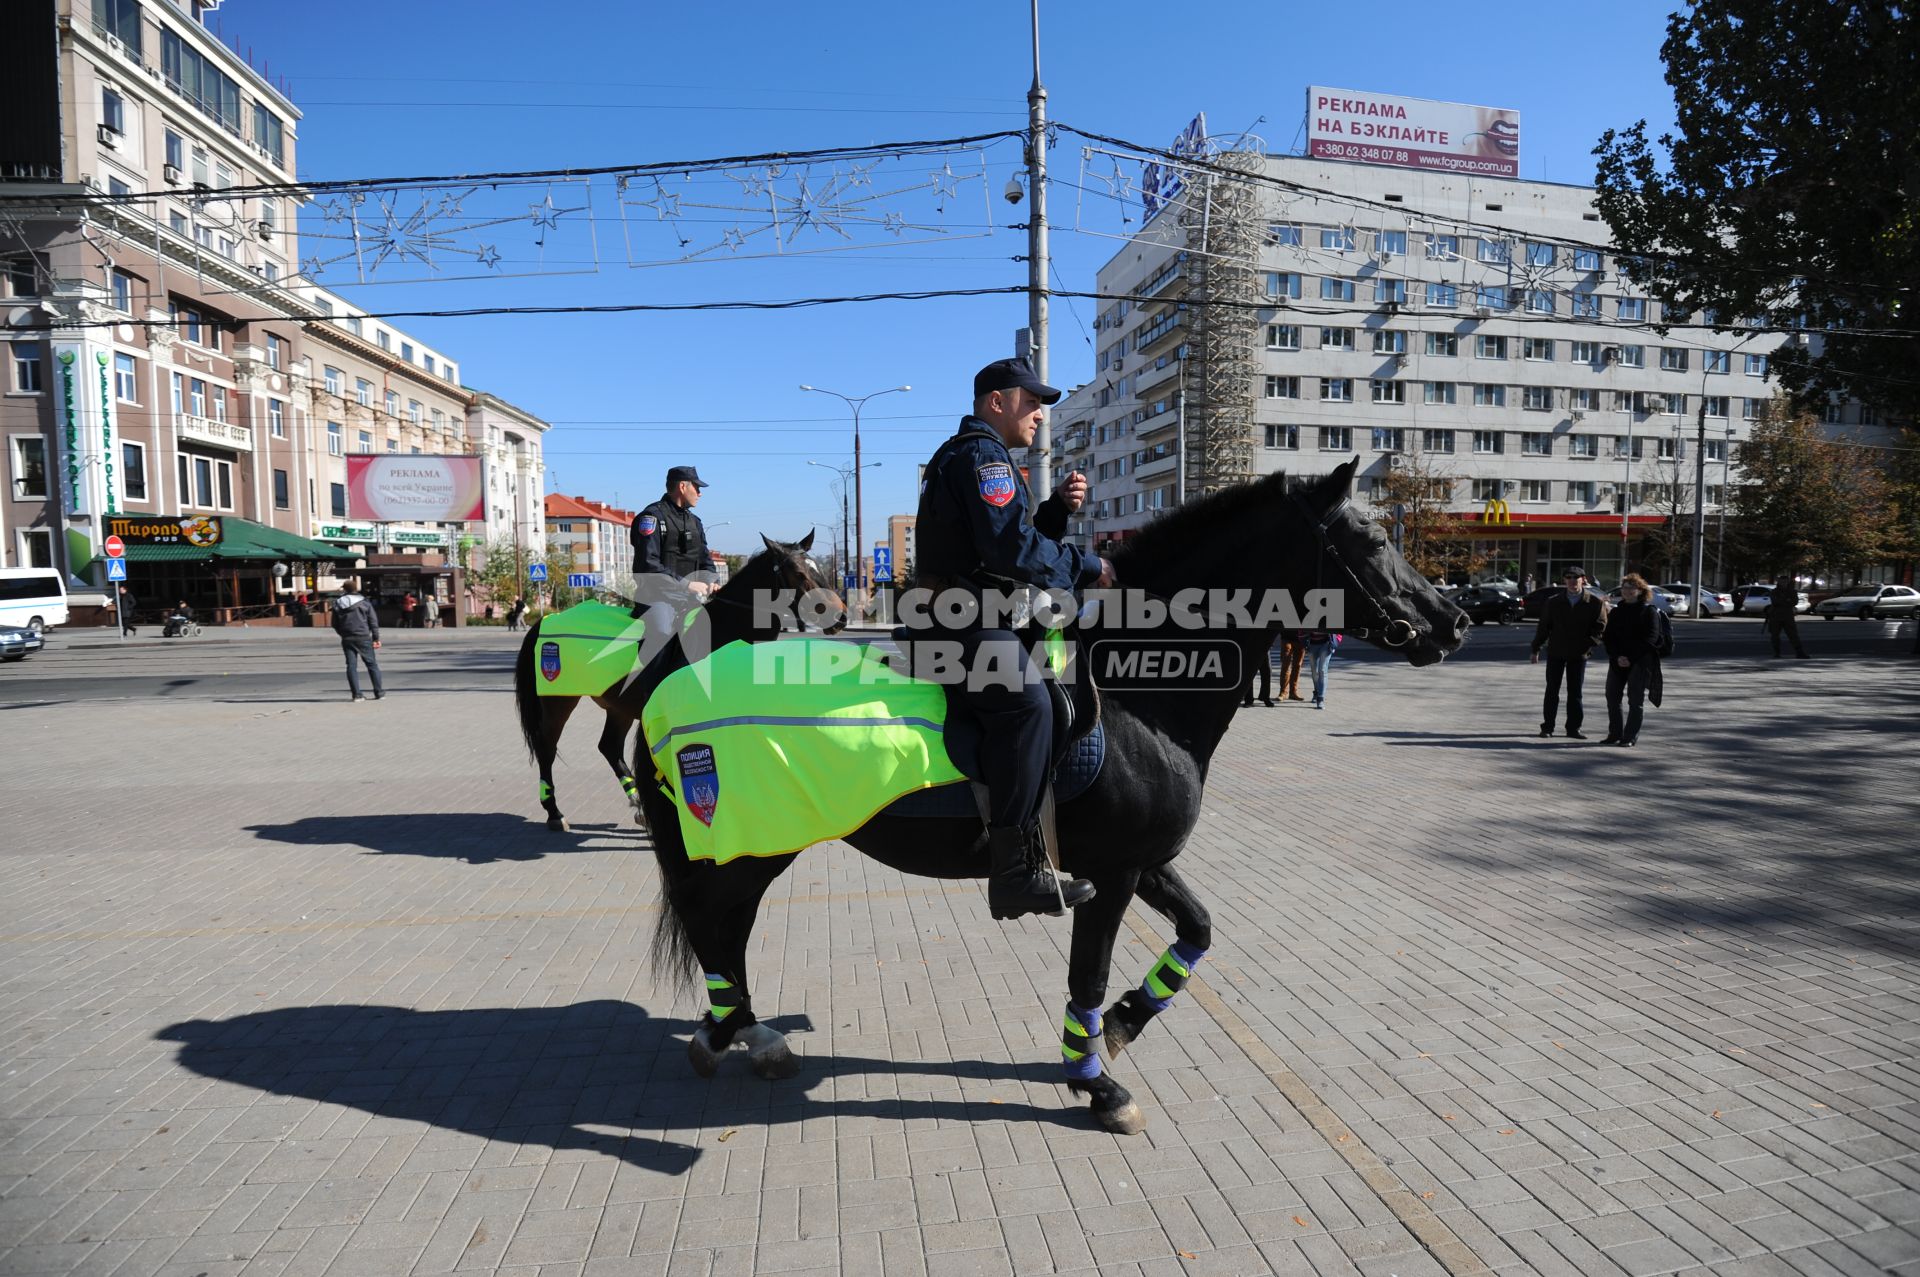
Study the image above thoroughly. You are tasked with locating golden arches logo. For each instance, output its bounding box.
[1481,499,1512,525]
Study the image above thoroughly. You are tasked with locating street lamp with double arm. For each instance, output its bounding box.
[799,383,909,597]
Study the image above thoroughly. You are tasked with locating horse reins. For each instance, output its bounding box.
[1292,494,1419,648]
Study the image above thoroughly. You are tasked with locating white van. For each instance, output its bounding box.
[0,568,70,633]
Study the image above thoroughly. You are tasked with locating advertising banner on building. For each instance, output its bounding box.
[104,515,223,547]
[346,455,485,523]
[1307,87,1520,177]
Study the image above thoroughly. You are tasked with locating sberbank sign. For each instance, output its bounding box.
[390,530,447,546]
[318,523,375,541]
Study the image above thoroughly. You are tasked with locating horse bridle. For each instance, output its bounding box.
[1291,493,1420,648]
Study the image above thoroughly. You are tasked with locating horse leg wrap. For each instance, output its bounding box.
[538,780,553,803]
[1061,1003,1104,1081]
[703,972,752,1047]
[619,775,639,804]
[1140,941,1207,1011]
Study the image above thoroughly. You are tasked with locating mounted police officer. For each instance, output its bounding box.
[911,357,1113,921]
[631,465,715,663]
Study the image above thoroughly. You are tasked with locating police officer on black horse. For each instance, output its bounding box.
[911,356,1114,922]
[631,465,715,663]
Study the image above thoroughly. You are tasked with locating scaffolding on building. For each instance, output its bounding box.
[1177,150,1265,498]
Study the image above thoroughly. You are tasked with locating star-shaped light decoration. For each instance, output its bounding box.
[720,227,748,251]
[476,245,502,269]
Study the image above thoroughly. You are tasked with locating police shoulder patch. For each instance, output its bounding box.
[976,461,1017,508]
[677,743,720,827]
[638,514,658,536]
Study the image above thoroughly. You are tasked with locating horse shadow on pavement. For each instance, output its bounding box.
[156,1000,1080,1174]
[244,812,641,863]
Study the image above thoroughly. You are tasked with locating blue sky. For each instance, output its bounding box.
[211,0,1682,556]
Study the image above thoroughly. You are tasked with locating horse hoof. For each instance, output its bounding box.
[749,1041,800,1080]
[547,817,570,832]
[1093,1101,1147,1135]
[687,1030,724,1079]
[1103,1020,1136,1060]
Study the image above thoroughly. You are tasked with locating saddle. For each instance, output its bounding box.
[879,626,1106,820]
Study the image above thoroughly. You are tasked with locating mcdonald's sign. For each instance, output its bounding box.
[1481,498,1512,525]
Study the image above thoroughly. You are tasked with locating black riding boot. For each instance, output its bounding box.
[986,826,1096,920]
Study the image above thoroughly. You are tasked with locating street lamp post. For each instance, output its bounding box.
[807,459,881,589]
[799,384,909,598]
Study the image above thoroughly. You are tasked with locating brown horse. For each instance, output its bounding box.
[513,533,843,831]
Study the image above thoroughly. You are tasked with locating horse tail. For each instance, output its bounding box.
[514,618,548,764]
[640,760,701,999]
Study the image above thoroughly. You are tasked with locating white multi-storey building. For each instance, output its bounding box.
[1059,151,1891,587]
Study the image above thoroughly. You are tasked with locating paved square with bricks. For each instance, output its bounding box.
[2,622,1916,1276]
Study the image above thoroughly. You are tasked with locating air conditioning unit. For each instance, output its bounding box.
[1503,480,1518,494]
[1393,354,1410,369]
[1386,454,1403,470]
[1646,395,1668,414]
[1598,484,1616,497]
[1571,410,1586,422]
[97,124,119,148]
[1603,345,1621,363]
[1474,306,1492,319]
[163,163,182,184]
[257,224,274,241]
[1375,251,1392,266]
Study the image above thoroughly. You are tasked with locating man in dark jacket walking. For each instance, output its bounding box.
[1530,565,1608,738]
[1764,573,1809,659]
[330,588,384,702]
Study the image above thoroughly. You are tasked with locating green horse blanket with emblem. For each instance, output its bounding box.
[533,600,650,697]
[640,638,966,863]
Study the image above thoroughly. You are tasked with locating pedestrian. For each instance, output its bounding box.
[116,584,137,636]
[401,591,419,629]
[1306,627,1342,709]
[1242,632,1278,707]
[506,597,526,632]
[329,587,384,702]
[1522,572,1536,597]
[423,592,441,629]
[293,590,312,628]
[1279,629,1308,701]
[1601,573,1660,747]
[1529,565,1608,739]
[1764,573,1809,659]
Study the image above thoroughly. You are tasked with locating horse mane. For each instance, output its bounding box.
[1110,470,1301,584]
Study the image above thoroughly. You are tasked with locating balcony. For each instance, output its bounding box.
[179,414,254,452]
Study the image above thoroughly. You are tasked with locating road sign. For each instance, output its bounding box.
[106,558,128,582]
[567,573,600,588]
[528,562,549,582]
[872,547,892,583]
[104,535,125,558]
[844,574,857,593]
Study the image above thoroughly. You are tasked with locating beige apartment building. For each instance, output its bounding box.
[0,0,549,622]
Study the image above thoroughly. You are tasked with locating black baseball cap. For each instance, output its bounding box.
[1562,565,1588,580]
[972,356,1061,406]
[665,465,709,490]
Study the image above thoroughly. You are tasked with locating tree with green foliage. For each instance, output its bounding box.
[1593,0,1920,423]
[1729,401,1892,579]
[1374,452,1486,583]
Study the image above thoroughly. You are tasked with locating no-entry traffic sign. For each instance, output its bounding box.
[104,535,125,558]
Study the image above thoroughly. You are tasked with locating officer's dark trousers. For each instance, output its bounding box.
[1541,654,1586,733]
[1605,660,1650,743]
[944,629,1049,830]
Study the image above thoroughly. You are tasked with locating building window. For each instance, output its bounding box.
[265,333,284,369]
[1475,285,1509,310]
[1568,480,1596,504]
[324,366,343,396]
[1572,388,1601,412]
[273,467,290,510]
[1473,430,1505,454]
[11,436,48,498]
[1472,478,1503,502]
[1373,330,1406,354]
[345,316,362,337]
[1319,426,1353,451]
[1704,350,1730,374]
[1425,333,1458,357]
[1477,238,1511,264]
[1473,385,1508,408]
[163,31,241,133]
[113,352,137,402]
[1572,248,1602,272]
[268,398,286,438]
[1571,341,1600,363]
[1320,327,1354,351]
[1425,282,1457,308]
[1266,324,1300,351]
[386,439,398,452]
[1377,229,1407,257]
[1266,272,1302,299]
[1525,290,1555,315]
[331,482,347,517]
[1375,278,1406,305]
[1705,439,1727,462]
[357,430,372,452]
[1745,354,1768,376]
[1658,436,1681,461]
[1423,381,1457,406]
[408,400,422,425]
[1704,395,1729,418]
[110,270,134,312]
[1618,297,1648,321]
[1821,401,1845,424]
[1269,223,1303,247]
[1371,379,1405,405]
[1742,398,1763,420]
[170,303,205,346]
[1521,432,1553,456]
[1321,278,1355,302]
[6,261,38,298]
[1264,375,1300,400]
[1618,345,1646,368]
[1422,429,1455,454]
[1320,227,1355,252]
[1372,427,1404,452]
[97,0,143,48]
[1660,347,1689,372]
[354,379,372,407]
[1475,335,1508,360]
[383,390,399,417]
[252,102,285,166]
[101,86,126,135]
[187,377,206,417]
[1571,293,1602,319]
[113,439,146,501]
[1525,242,1555,268]
[1320,378,1353,403]
[1426,234,1458,260]
[1569,434,1598,458]
[323,421,342,456]
[400,341,415,362]
[1664,394,1686,417]
[1521,386,1553,412]
[1522,338,1554,362]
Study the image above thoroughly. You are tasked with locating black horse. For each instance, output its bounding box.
[513,533,844,831]
[631,462,1467,1133]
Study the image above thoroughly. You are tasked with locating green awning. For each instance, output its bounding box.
[123,517,361,563]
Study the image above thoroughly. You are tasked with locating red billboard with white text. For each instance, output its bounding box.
[345,454,486,522]
[1307,87,1520,178]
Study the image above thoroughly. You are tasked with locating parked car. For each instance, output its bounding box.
[0,568,69,634]
[1453,585,1525,625]
[0,624,45,661]
[1810,584,1920,620]
[1660,583,1735,616]
[1606,585,1684,613]
[1736,584,1811,615]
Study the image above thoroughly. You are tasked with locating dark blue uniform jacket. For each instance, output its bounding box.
[913,417,1101,607]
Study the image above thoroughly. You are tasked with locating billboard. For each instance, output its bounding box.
[104,515,222,547]
[1307,87,1520,178]
[346,454,486,522]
